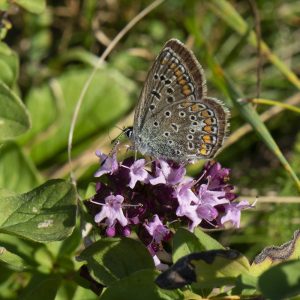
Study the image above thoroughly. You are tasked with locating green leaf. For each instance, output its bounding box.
[0,246,28,271]
[0,142,42,193]
[0,42,19,88]
[173,228,224,263]
[0,82,31,140]
[21,274,61,300]
[173,228,204,263]
[0,233,43,267]
[101,269,184,300]
[156,250,250,290]
[14,0,46,14]
[193,227,225,250]
[0,2,9,10]
[22,68,134,164]
[259,260,300,300]
[0,179,77,242]
[232,273,258,296]
[78,237,154,286]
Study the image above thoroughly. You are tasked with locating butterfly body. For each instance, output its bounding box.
[127,39,230,163]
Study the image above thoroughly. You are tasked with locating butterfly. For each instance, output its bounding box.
[123,39,230,163]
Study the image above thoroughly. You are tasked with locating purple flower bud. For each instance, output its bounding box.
[106,226,116,237]
[123,226,131,237]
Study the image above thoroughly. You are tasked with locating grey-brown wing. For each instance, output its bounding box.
[134,39,229,161]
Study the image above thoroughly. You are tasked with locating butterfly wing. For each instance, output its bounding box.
[133,39,229,162]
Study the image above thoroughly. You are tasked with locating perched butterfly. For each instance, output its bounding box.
[123,39,230,163]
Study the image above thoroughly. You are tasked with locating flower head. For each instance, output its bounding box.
[88,151,249,262]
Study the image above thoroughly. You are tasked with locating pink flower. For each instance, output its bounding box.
[175,179,198,218]
[94,150,118,177]
[128,159,149,189]
[150,160,186,185]
[94,194,128,227]
[220,200,254,228]
[144,215,170,243]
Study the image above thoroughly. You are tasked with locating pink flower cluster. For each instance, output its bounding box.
[87,151,253,265]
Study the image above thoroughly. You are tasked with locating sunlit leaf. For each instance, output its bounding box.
[15,0,46,14]
[0,179,77,242]
[0,82,31,140]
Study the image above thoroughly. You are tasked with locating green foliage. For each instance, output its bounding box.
[0,82,31,140]
[79,238,154,286]
[258,260,300,300]
[0,142,41,193]
[14,0,46,14]
[0,42,19,88]
[0,179,77,242]
[100,269,184,300]
[22,67,134,164]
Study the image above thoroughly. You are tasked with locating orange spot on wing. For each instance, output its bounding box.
[191,104,199,112]
[182,102,190,108]
[204,125,212,133]
[178,79,187,85]
[204,118,212,125]
[202,135,212,143]
[170,63,177,69]
[175,70,183,77]
[201,110,210,117]
[199,148,207,155]
[182,86,191,96]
